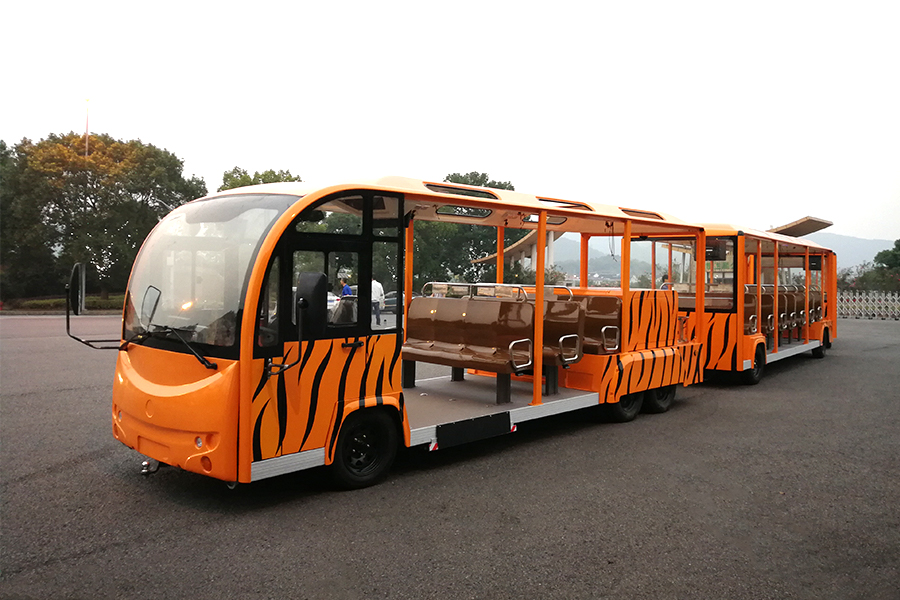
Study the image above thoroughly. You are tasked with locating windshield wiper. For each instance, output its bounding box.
[149,324,218,370]
[119,331,153,351]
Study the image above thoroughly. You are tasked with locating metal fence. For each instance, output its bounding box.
[837,290,900,320]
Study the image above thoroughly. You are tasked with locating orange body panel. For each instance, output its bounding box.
[560,342,698,401]
[702,312,740,371]
[248,334,404,465]
[112,345,240,481]
[623,290,678,352]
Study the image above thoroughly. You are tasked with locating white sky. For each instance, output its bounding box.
[4,1,899,240]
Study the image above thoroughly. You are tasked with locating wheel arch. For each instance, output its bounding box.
[325,399,404,465]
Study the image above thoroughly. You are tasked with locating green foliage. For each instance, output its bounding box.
[0,133,206,300]
[837,239,900,292]
[218,167,301,191]
[874,240,900,271]
[483,262,567,286]
[444,171,515,191]
[3,294,125,311]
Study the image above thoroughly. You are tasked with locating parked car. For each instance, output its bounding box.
[384,290,420,313]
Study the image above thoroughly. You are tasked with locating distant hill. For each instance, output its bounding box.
[553,235,654,277]
[806,233,894,271]
[550,232,894,274]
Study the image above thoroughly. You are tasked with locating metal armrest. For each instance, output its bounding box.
[601,325,620,352]
[558,334,582,364]
[509,338,533,372]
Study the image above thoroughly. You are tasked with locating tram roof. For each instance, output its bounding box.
[201,176,704,236]
[702,223,833,253]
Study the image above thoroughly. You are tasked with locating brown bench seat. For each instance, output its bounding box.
[402,294,588,402]
[568,295,621,355]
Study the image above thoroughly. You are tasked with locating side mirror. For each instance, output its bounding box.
[67,264,85,316]
[141,286,161,327]
[295,272,327,339]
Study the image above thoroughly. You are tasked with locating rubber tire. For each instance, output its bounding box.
[641,385,676,414]
[331,410,398,490]
[742,344,766,385]
[812,330,828,359]
[604,392,644,423]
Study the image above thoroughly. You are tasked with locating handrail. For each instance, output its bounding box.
[421,281,529,301]
[546,286,575,301]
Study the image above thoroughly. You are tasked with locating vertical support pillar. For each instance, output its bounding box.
[696,230,706,352]
[547,232,555,269]
[580,233,590,288]
[651,241,657,289]
[804,247,811,343]
[496,225,505,284]
[756,241,762,341]
[773,242,780,354]
[404,218,415,343]
[531,212,547,407]
[668,244,674,285]
[621,221,632,352]
[402,360,416,388]
[736,234,746,354]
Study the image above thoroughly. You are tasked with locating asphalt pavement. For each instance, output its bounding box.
[0,315,898,599]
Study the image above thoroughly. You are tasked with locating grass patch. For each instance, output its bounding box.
[6,295,125,311]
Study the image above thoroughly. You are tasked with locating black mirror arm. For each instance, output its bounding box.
[65,283,121,350]
[266,298,308,377]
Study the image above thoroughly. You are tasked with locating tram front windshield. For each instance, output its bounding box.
[123,194,297,349]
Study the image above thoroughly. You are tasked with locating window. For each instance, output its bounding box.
[425,183,498,200]
[374,195,401,237]
[293,250,359,328]
[295,195,363,235]
[705,238,735,311]
[372,241,399,331]
[257,257,279,348]
[435,205,492,219]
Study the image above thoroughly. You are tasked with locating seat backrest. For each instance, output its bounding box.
[464,298,505,349]
[496,300,535,349]
[406,296,438,342]
[433,297,469,346]
[582,295,621,340]
[543,300,584,345]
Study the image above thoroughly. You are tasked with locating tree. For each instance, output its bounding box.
[836,240,900,292]
[218,167,301,191]
[444,171,515,191]
[0,133,206,300]
[874,240,900,271]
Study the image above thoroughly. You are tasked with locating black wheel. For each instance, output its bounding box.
[812,330,828,359]
[604,392,644,423]
[331,410,398,489]
[641,385,676,414]
[742,344,766,385]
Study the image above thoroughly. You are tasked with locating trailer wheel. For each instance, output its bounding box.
[742,344,766,385]
[604,392,643,422]
[812,330,829,359]
[642,385,676,414]
[332,410,398,489]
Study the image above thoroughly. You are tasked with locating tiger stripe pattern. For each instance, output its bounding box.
[625,290,678,352]
[702,312,738,371]
[250,334,403,463]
